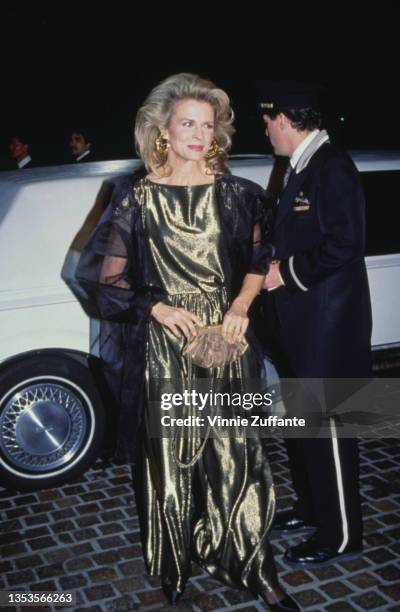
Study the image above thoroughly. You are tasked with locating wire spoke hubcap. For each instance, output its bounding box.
[0,382,88,472]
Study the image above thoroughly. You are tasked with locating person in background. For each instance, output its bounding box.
[69,128,95,162]
[8,132,37,169]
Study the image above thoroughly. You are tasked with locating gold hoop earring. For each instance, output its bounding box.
[155,134,170,155]
[205,138,219,160]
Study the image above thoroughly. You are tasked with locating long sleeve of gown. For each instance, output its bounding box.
[76,177,165,323]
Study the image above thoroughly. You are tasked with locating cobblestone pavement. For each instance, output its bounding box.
[0,437,399,612]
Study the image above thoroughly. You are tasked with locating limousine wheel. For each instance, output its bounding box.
[0,354,105,491]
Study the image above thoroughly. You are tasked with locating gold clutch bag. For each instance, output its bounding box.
[182,324,248,368]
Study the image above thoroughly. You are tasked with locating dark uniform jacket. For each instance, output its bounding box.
[271,143,372,380]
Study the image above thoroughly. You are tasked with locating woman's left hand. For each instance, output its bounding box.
[221,300,249,343]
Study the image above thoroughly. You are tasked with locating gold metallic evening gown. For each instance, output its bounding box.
[134,178,279,595]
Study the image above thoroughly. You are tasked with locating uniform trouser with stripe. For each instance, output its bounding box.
[285,430,363,550]
[256,294,364,551]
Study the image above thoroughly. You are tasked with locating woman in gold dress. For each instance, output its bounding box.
[77,73,299,610]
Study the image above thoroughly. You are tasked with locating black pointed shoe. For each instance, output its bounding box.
[162,582,185,604]
[272,509,316,534]
[284,534,362,568]
[258,592,300,611]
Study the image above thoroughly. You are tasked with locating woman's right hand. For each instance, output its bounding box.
[151,303,202,340]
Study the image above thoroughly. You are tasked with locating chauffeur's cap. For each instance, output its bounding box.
[257,80,322,113]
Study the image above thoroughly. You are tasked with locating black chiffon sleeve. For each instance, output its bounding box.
[249,184,274,275]
[76,178,165,323]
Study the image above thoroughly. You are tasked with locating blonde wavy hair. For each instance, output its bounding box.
[134,73,235,176]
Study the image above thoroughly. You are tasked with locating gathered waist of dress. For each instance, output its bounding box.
[165,286,228,298]
[165,286,229,326]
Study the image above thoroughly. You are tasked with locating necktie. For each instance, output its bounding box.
[283,163,294,189]
[276,162,295,207]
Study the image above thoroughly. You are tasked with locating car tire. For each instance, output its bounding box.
[0,353,105,491]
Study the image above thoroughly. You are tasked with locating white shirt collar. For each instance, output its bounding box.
[290,130,320,170]
[76,149,91,162]
[18,155,32,169]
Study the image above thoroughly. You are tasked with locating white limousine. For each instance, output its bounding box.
[0,153,399,490]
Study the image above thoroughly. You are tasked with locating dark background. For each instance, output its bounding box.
[1,6,399,165]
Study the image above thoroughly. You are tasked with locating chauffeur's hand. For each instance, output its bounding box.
[150,303,202,340]
[222,300,249,343]
[263,261,284,291]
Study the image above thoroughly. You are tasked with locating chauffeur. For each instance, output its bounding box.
[258,81,372,567]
